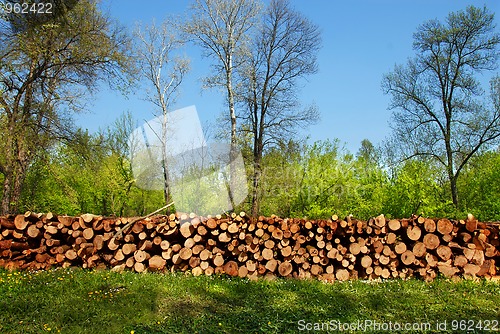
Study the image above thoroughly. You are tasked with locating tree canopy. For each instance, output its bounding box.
[382,5,500,209]
[1,2,500,221]
[0,0,133,213]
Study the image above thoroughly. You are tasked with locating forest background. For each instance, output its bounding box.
[1,0,500,221]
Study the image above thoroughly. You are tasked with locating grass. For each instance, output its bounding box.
[0,268,499,333]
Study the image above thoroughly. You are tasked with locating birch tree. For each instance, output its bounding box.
[184,0,260,207]
[135,19,190,206]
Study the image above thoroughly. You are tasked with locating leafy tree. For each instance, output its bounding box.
[382,159,449,218]
[19,150,77,214]
[19,130,109,215]
[351,140,387,218]
[382,5,500,210]
[256,140,306,217]
[20,125,163,216]
[357,139,380,164]
[286,140,353,219]
[103,111,137,216]
[457,148,500,220]
[0,0,132,213]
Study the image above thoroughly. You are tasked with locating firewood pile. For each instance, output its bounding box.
[0,211,498,281]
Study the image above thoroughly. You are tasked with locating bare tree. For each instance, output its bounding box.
[184,0,261,207]
[382,5,500,209]
[239,0,321,216]
[0,0,132,214]
[135,19,190,207]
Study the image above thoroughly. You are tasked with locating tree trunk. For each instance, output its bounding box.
[1,59,36,215]
[1,115,17,215]
[1,164,26,215]
[251,153,262,217]
[161,163,172,211]
[1,135,27,214]
[445,127,459,209]
[450,173,459,209]
[250,102,264,217]
[161,110,172,214]
[227,62,237,211]
[11,164,26,214]
[1,170,13,215]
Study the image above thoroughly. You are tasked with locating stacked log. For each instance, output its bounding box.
[0,211,498,282]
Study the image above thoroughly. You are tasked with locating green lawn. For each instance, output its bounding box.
[0,268,498,333]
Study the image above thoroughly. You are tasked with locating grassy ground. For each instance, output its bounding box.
[0,268,499,334]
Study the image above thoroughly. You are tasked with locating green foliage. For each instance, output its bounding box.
[382,5,500,209]
[0,0,133,213]
[16,129,500,221]
[0,268,499,333]
[242,137,500,220]
[458,149,500,221]
[382,160,453,218]
[170,160,229,215]
[256,141,305,217]
[291,140,355,218]
[349,140,387,218]
[19,129,164,216]
[19,151,77,214]
[6,4,500,221]
[257,139,387,220]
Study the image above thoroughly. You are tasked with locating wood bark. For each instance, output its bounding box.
[0,212,497,280]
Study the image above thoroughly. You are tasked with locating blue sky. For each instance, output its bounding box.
[76,0,500,153]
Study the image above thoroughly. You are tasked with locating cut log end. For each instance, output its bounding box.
[278,261,293,276]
